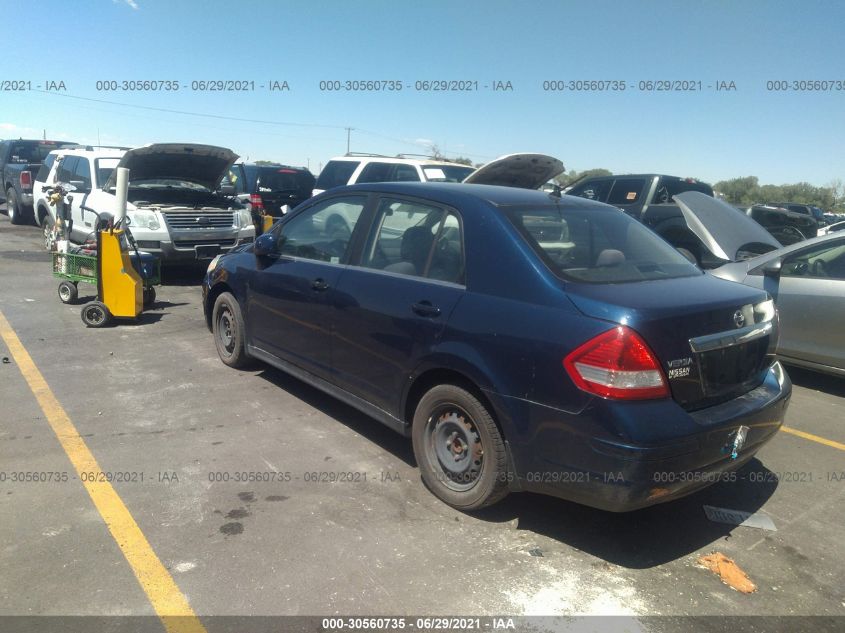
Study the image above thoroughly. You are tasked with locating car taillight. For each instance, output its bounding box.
[563,326,669,400]
[19,171,32,189]
[249,194,264,211]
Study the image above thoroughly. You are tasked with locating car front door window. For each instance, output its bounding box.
[279,197,366,264]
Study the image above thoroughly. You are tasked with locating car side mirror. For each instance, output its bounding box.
[763,258,782,278]
[254,232,280,257]
[69,180,90,193]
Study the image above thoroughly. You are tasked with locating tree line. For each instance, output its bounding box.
[554,170,843,212]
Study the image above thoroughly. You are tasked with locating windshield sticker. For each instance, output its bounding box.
[423,168,446,180]
[626,191,637,200]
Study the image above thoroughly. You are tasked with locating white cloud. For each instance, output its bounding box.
[0,122,39,135]
[113,0,139,9]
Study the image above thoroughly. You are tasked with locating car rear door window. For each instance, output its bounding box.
[357,162,394,184]
[360,198,464,283]
[607,178,647,205]
[279,196,366,263]
[393,164,421,182]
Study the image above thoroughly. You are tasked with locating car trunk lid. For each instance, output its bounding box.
[253,166,315,214]
[673,191,782,262]
[463,153,564,189]
[566,275,776,410]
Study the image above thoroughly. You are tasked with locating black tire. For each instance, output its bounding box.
[143,286,156,308]
[42,213,57,251]
[7,188,26,225]
[81,301,111,328]
[411,384,509,510]
[58,281,78,304]
[212,292,251,368]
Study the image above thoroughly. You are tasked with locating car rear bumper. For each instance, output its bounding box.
[504,362,791,511]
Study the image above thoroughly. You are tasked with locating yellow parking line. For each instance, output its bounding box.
[0,311,206,633]
[781,426,845,451]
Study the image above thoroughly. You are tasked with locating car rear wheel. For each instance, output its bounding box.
[212,292,251,368]
[7,189,26,225]
[412,384,509,510]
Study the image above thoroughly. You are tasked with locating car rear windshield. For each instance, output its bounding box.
[257,167,315,192]
[504,204,702,283]
[8,141,67,163]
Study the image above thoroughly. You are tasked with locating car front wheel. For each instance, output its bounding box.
[412,384,510,510]
[212,291,251,368]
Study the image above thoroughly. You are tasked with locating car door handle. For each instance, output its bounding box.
[412,301,441,317]
[311,278,329,291]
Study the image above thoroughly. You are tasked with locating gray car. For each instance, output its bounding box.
[711,232,845,376]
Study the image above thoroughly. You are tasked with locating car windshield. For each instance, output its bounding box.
[422,165,475,182]
[129,179,210,191]
[505,204,702,283]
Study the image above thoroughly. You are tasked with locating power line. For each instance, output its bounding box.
[29,89,349,130]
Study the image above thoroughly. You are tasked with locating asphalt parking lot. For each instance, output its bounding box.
[1,210,843,632]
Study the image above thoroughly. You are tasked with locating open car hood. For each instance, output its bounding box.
[104,143,239,191]
[673,191,782,262]
[463,153,564,189]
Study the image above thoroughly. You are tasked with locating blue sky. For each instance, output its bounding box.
[2,0,843,186]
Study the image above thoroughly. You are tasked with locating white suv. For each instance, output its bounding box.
[35,144,255,261]
[312,154,476,195]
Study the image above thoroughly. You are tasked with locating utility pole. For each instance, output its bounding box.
[345,127,353,154]
[43,129,46,140]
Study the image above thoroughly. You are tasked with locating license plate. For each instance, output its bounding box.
[195,245,221,259]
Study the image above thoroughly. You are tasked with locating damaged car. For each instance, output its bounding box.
[204,181,790,512]
[46,143,255,263]
[711,231,845,376]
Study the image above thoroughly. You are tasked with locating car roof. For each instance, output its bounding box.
[240,162,310,171]
[338,181,619,210]
[758,230,844,259]
[325,155,470,167]
[48,147,126,158]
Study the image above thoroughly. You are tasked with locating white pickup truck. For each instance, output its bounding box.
[34,143,255,261]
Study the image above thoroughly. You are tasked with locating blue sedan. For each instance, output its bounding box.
[202,182,791,511]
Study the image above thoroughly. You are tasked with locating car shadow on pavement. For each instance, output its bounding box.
[160,264,212,286]
[471,458,778,568]
[783,364,845,398]
[253,366,778,568]
[255,366,416,467]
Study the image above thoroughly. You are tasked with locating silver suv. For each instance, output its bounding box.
[35,143,255,262]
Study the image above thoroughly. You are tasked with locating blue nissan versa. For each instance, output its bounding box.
[202,182,791,512]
